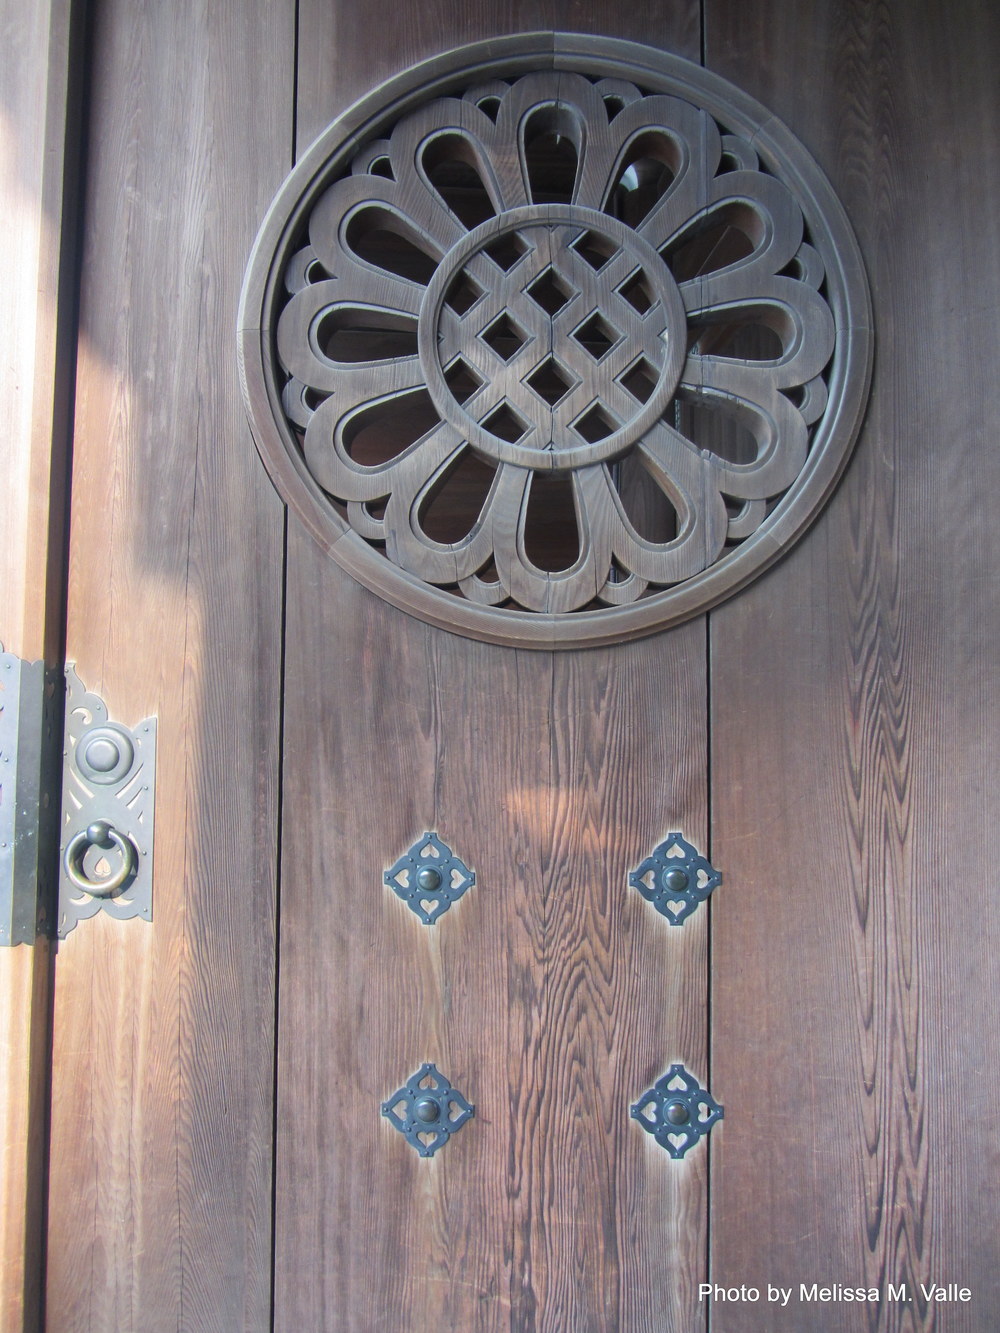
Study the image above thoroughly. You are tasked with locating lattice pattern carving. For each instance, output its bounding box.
[241,39,871,647]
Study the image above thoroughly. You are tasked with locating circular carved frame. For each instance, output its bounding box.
[239,34,872,649]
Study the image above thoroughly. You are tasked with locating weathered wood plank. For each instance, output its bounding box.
[45,2,292,1328]
[273,6,709,1329]
[708,1,1000,1328]
[0,2,82,1329]
[295,2,702,153]
[274,526,709,1332]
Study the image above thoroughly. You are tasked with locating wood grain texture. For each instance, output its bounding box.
[272,6,712,1329]
[295,2,702,154]
[0,2,81,1329]
[274,521,709,1332]
[707,1,1000,1328]
[45,2,292,1328]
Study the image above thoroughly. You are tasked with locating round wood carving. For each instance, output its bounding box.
[239,36,872,648]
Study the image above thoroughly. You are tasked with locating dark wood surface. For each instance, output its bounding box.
[37,1,1000,1329]
[45,2,291,1328]
[274,525,709,1332]
[708,2,1000,1329]
[295,2,701,153]
[270,5,711,1330]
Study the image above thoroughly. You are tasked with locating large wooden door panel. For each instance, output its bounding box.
[709,2,1000,1328]
[34,1,1000,1330]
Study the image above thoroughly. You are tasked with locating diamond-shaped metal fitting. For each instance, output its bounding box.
[628,832,720,925]
[384,831,475,925]
[381,1063,475,1157]
[631,1063,723,1159]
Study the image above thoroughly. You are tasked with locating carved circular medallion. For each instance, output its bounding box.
[239,36,872,648]
[419,205,688,471]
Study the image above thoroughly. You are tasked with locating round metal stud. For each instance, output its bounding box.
[86,820,112,846]
[83,738,120,773]
[414,1098,441,1123]
[76,723,135,786]
[665,1101,691,1126]
[415,866,443,892]
[662,867,690,894]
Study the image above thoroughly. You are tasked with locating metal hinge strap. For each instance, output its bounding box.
[0,649,60,945]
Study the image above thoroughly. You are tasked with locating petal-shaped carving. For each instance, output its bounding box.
[577,94,721,225]
[458,564,508,605]
[277,277,424,396]
[382,431,498,583]
[284,244,327,294]
[682,282,836,389]
[491,463,613,613]
[492,72,609,208]
[719,134,759,172]
[279,293,424,396]
[597,567,649,605]
[301,368,430,499]
[282,377,320,430]
[309,172,462,276]
[389,97,522,214]
[726,497,767,541]
[350,138,393,177]
[676,367,809,500]
[621,426,728,580]
[672,172,804,304]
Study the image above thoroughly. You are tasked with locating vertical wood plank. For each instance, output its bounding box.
[0,2,82,1329]
[274,534,708,1332]
[45,2,293,1328]
[708,1,1000,1328]
[273,5,710,1329]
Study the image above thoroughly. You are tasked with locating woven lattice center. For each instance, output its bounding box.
[422,210,685,468]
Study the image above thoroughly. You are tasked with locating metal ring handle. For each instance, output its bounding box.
[64,820,137,898]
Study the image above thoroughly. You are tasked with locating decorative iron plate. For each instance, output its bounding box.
[240,35,872,648]
[58,666,156,937]
[381,1063,475,1156]
[629,831,720,924]
[384,831,475,924]
[631,1063,723,1158]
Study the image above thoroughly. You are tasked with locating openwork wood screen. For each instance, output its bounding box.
[240,37,871,647]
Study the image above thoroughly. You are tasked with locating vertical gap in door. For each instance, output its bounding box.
[290,0,300,168]
[38,0,96,1324]
[699,0,707,68]
[269,12,300,1325]
[268,504,290,1332]
[699,6,714,1326]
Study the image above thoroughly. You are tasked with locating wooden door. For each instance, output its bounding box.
[28,2,1000,1332]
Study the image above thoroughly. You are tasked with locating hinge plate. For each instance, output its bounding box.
[57,666,156,937]
[0,650,59,945]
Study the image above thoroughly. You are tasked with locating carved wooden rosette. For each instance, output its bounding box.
[239,37,871,648]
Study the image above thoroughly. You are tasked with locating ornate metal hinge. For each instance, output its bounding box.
[57,666,156,937]
[0,649,61,944]
[0,655,157,943]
